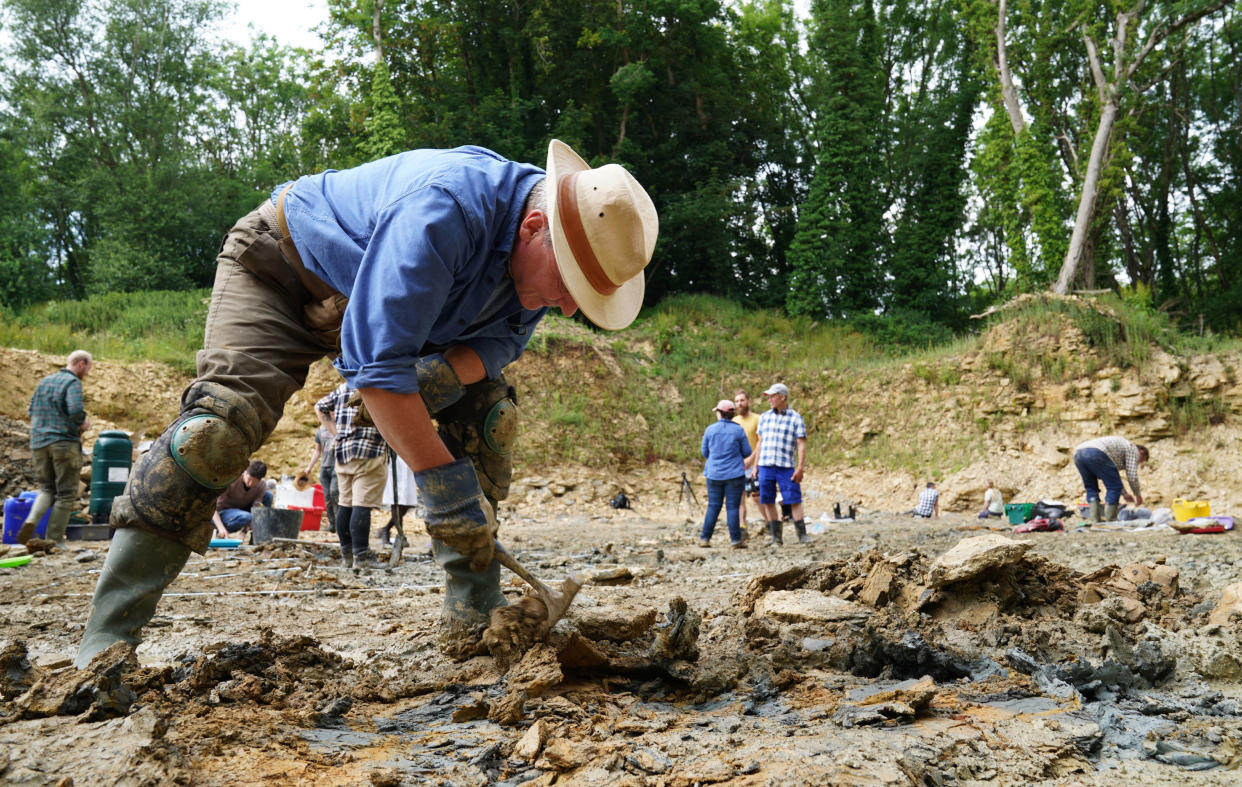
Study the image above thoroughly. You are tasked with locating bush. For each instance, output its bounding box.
[1,289,208,373]
[850,311,956,353]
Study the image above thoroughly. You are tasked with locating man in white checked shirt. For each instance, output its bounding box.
[746,382,808,546]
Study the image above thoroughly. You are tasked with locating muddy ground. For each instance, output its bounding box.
[2,498,1241,786]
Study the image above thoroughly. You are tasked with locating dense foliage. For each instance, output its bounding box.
[0,0,1238,335]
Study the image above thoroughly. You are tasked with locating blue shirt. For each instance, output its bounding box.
[701,419,750,481]
[756,407,806,468]
[275,146,548,394]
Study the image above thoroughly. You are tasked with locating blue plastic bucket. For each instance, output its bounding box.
[3,492,53,543]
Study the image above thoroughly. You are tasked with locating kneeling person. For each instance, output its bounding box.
[211,459,271,538]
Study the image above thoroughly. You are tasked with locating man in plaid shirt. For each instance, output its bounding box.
[18,351,93,544]
[747,382,808,546]
[1073,435,1148,522]
[317,382,389,568]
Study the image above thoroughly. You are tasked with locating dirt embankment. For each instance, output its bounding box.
[4,294,1242,521]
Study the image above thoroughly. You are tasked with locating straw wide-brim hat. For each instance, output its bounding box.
[546,139,658,330]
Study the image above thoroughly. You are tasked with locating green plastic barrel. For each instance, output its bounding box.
[90,430,133,523]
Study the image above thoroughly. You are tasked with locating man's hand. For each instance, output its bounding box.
[415,458,496,572]
[792,467,804,484]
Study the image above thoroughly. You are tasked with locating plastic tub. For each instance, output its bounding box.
[289,505,327,531]
[1172,498,1210,523]
[1005,503,1034,525]
[3,493,53,544]
[251,507,303,544]
[66,524,113,541]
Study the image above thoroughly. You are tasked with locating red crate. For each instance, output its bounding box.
[288,504,325,531]
[286,485,326,532]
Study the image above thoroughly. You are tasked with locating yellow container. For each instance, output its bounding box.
[1172,498,1210,522]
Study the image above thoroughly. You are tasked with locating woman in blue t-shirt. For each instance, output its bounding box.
[699,400,752,548]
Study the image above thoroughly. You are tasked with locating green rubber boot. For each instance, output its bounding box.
[1103,503,1119,523]
[1088,500,1101,523]
[432,538,506,660]
[75,528,191,669]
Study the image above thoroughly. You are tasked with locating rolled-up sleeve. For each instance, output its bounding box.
[462,309,544,380]
[335,188,466,393]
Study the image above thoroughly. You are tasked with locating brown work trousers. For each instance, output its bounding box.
[24,440,82,541]
[175,204,344,550]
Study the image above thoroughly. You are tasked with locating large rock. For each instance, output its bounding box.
[1148,349,1183,386]
[754,590,870,624]
[1107,378,1160,419]
[575,605,658,642]
[926,534,1032,588]
[1189,355,1230,393]
[513,718,547,762]
[1209,582,1242,626]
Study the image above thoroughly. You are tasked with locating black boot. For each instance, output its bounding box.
[335,505,354,567]
[351,506,382,568]
[794,519,810,543]
[765,520,781,546]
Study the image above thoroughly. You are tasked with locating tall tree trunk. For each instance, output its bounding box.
[1051,0,1236,294]
[1054,97,1117,294]
[994,0,1026,135]
[372,0,383,61]
[1115,200,1141,283]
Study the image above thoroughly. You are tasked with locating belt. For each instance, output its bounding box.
[274,185,341,303]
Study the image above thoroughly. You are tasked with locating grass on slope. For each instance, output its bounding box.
[0,289,209,375]
[5,289,1234,470]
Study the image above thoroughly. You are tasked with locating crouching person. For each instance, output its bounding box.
[75,140,657,667]
[211,459,271,540]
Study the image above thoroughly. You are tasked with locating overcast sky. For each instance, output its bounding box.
[222,0,329,50]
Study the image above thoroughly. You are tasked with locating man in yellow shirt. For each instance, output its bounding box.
[732,389,760,529]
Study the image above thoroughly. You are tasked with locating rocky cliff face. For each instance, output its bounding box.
[795,295,1242,516]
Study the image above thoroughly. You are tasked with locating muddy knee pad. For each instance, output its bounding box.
[436,375,517,504]
[112,382,262,551]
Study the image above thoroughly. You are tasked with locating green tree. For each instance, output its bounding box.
[318,0,793,308]
[788,0,887,318]
[0,0,319,299]
[730,0,814,309]
[0,125,52,307]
